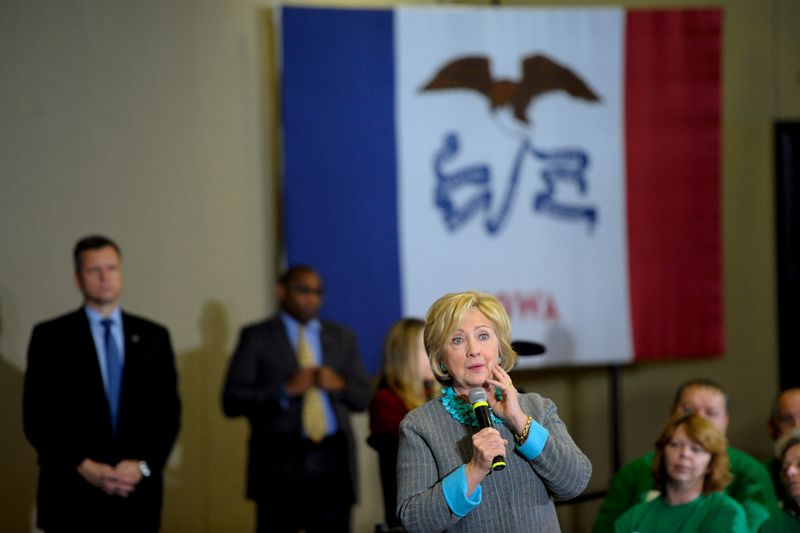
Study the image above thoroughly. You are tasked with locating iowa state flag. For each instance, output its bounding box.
[278,6,723,373]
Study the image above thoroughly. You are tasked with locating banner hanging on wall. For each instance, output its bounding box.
[278,6,723,373]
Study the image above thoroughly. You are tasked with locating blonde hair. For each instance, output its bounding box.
[424,291,517,385]
[652,413,732,493]
[379,318,431,409]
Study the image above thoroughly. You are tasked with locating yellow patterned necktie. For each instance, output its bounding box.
[296,325,328,443]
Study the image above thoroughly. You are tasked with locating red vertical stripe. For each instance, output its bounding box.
[626,9,724,360]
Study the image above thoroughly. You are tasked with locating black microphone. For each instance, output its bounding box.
[468,388,506,472]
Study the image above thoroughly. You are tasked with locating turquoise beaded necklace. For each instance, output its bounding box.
[440,386,504,427]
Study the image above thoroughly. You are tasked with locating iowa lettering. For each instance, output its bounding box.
[497,291,559,321]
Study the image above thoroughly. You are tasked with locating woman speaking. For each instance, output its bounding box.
[396,291,591,532]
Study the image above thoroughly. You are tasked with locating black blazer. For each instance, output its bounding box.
[222,316,372,501]
[23,308,180,532]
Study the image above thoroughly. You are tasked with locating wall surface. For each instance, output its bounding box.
[1,0,798,531]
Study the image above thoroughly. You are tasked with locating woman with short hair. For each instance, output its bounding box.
[396,290,591,532]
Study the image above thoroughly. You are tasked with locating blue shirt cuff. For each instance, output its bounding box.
[442,465,481,517]
[516,420,549,459]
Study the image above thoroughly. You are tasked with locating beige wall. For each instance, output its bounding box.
[0,0,797,531]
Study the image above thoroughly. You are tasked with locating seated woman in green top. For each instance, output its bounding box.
[615,413,748,533]
[759,428,800,532]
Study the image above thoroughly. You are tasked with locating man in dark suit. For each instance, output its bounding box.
[223,265,372,533]
[23,235,181,532]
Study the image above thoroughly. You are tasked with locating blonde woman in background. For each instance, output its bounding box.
[368,318,435,529]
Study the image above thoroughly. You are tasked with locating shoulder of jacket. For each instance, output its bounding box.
[519,391,556,415]
[319,319,354,335]
[401,397,445,427]
[33,308,85,331]
[240,316,282,333]
[122,311,168,332]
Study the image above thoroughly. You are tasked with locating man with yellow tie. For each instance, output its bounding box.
[223,265,372,533]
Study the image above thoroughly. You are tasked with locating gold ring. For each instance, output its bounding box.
[506,381,512,387]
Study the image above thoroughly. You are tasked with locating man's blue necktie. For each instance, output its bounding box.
[101,318,122,436]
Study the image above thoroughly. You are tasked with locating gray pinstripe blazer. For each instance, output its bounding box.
[397,392,591,532]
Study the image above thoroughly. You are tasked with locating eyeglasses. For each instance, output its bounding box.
[289,283,324,296]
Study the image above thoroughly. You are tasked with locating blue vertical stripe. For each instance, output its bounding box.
[281,7,400,374]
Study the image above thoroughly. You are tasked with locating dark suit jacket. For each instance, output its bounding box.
[222,316,371,502]
[23,308,181,532]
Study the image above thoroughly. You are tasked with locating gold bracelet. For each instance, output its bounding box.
[514,416,533,445]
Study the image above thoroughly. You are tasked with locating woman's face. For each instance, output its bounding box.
[416,331,434,382]
[782,442,800,503]
[440,307,499,396]
[664,424,712,490]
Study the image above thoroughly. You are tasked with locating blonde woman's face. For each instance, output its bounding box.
[417,331,434,382]
[440,308,499,396]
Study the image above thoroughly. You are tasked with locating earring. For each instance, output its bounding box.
[498,354,503,364]
[439,361,448,374]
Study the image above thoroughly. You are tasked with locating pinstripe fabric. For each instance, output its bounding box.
[397,392,592,532]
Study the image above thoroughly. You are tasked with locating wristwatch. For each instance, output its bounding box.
[138,460,151,478]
